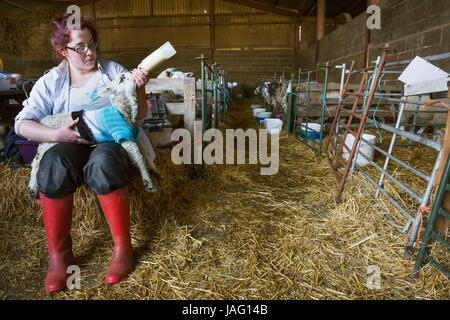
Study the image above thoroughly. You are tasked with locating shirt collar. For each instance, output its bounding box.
[55,59,105,78]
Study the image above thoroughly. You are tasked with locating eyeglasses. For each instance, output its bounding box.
[66,42,98,54]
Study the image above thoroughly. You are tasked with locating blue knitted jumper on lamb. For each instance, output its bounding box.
[73,106,139,144]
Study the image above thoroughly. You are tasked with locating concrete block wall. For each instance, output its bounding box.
[296,0,450,87]
[215,49,294,85]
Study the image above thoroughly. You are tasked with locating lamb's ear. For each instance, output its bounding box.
[97,87,113,97]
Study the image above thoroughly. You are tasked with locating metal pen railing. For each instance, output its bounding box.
[341,52,449,258]
[290,66,329,156]
[413,156,450,278]
[196,55,230,140]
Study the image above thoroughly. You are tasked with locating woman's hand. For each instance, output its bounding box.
[130,67,151,89]
[53,118,91,144]
[131,67,151,120]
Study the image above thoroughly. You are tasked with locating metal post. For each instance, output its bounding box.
[212,63,218,129]
[287,74,294,134]
[196,55,206,151]
[375,99,406,199]
[334,64,346,154]
[413,156,450,278]
[335,49,387,202]
[405,149,443,258]
[318,66,329,155]
[293,72,302,138]
[222,70,226,123]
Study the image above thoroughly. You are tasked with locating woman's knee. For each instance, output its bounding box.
[37,143,92,199]
[84,142,133,195]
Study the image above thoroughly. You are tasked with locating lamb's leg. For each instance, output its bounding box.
[28,155,40,200]
[400,125,407,141]
[120,140,156,192]
[135,132,163,180]
[28,143,56,200]
[417,127,426,136]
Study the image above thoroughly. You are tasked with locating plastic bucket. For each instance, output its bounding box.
[14,140,38,164]
[265,118,283,134]
[343,134,376,166]
[256,112,272,125]
[252,108,266,117]
[0,72,17,91]
[300,123,321,140]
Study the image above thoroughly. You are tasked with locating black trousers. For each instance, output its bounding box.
[37,141,136,199]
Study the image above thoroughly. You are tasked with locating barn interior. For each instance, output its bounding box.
[0,0,449,300]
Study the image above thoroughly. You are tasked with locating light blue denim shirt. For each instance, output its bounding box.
[14,59,128,138]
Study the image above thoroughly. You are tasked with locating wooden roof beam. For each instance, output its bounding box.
[305,0,317,16]
[75,0,102,7]
[343,0,365,15]
[1,0,33,12]
[220,0,299,17]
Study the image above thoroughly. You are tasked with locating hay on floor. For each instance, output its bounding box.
[0,97,448,300]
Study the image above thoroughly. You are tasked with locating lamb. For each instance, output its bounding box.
[152,68,194,127]
[274,82,290,117]
[399,96,449,142]
[155,67,194,100]
[28,72,162,200]
[255,81,289,116]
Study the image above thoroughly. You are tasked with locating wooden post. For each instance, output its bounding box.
[315,0,325,68]
[209,0,215,62]
[433,111,450,235]
[316,0,325,41]
[293,17,300,70]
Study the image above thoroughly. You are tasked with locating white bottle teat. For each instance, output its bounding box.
[139,41,176,72]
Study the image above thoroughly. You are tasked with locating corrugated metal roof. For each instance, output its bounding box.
[95,0,152,18]
[216,23,292,47]
[98,24,210,50]
[95,16,210,28]
[153,0,210,16]
[215,0,263,14]
[215,12,291,24]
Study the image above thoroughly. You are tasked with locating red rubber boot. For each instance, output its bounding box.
[41,193,75,293]
[97,186,133,284]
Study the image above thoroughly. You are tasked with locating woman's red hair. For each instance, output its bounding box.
[50,13,98,63]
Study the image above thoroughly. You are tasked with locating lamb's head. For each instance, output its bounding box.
[267,82,280,96]
[157,67,177,79]
[98,72,139,126]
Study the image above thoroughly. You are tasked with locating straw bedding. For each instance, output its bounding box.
[0,97,448,300]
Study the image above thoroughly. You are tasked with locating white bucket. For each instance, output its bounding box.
[265,118,283,134]
[343,134,376,166]
[256,111,272,125]
[300,122,321,133]
[300,123,321,139]
[252,108,266,117]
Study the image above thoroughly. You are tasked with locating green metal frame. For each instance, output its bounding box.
[413,156,450,278]
[286,74,294,134]
[290,67,329,156]
[198,58,229,142]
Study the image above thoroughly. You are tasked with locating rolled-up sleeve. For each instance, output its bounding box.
[114,61,129,75]
[14,77,53,138]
